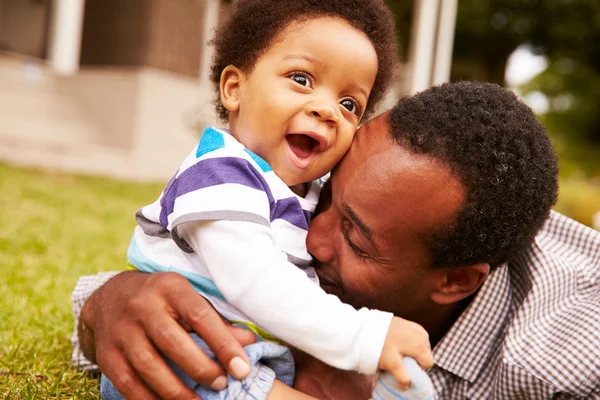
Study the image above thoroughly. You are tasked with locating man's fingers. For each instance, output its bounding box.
[226,324,256,347]
[97,348,161,400]
[168,287,252,380]
[121,335,201,400]
[145,314,227,389]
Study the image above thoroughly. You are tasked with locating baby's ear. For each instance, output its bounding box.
[220,65,243,113]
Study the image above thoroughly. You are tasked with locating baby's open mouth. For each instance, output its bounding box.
[286,134,320,160]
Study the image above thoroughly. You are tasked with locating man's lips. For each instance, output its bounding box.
[317,273,343,297]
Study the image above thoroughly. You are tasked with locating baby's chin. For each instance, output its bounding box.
[278,165,325,188]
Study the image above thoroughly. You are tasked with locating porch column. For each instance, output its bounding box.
[47,0,85,76]
[200,0,221,86]
[407,0,440,94]
[406,0,458,94]
[431,0,458,85]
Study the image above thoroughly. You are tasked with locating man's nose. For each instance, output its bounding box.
[306,211,337,266]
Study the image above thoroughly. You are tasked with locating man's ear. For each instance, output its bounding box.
[220,65,244,113]
[430,263,490,305]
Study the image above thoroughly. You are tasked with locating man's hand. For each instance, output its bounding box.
[79,271,255,400]
[378,317,434,389]
[292,349,376,399]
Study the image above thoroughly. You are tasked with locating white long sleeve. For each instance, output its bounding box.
[178,219,392,375]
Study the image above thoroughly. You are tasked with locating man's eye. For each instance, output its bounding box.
[290,74,312,88]
[343,229,368,259]
[342,221,368,259]
[340,99,360,116]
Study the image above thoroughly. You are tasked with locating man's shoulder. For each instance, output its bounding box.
[503,211,600,397]
[536,210,600,270]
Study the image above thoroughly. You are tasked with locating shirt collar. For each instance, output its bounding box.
[432,263,512,383]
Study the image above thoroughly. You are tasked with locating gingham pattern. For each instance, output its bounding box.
[71,211,600,399]
[428,211,600,399]
[70,271,119,372]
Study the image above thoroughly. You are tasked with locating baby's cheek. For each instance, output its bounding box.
[313,151,345,179]
[342,129,357,147]
[332,143,354,166]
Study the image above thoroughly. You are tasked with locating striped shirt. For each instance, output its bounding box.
[71,209,600,398]
[129,127,320,329]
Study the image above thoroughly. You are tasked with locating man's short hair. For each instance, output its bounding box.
[388,82,559,269]
[210,0,398,122]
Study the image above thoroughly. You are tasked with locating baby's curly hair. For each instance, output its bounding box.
[388,82,559,270]
[210,0,398,122]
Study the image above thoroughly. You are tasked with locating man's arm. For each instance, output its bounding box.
[74,271,370,399]
[77,270,255,400]
[292,348,376,400]
[268,381,319,400]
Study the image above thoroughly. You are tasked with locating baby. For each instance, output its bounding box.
[101,0,433,398]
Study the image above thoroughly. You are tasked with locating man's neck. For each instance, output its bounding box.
[416,297,473,347]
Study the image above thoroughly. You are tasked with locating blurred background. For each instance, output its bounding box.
[0,1,599,397]
[0,0,598,227]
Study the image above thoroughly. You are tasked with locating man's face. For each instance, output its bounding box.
[306,113,465,321]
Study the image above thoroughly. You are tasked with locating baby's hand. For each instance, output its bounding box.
[378,317,434,389]
[372,359,434,400]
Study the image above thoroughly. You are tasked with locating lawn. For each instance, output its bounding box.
[0,163,164,399]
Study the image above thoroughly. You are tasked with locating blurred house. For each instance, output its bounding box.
[0,0,456,181]
[0,0,225,180]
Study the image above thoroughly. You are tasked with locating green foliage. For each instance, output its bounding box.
[520,59,600,176]
[384,0,413,59]
[0,163,164,399]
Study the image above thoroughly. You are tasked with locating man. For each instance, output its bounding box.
[73,82,600,399]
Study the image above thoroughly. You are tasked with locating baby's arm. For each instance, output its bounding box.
[178,219,430,377]
[178,219,388,374]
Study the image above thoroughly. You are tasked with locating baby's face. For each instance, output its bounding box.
[227,17,378,187]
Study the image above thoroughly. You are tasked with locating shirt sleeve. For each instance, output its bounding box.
[178,220,393,375]
[159,152,273,236]
[71,272,120,372]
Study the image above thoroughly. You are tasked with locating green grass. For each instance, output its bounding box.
[0,163,163,399]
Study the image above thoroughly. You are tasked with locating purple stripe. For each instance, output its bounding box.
[303,209,313,225]
[271,197,310,231]
[159,157,274,227]
[159,174,177,227]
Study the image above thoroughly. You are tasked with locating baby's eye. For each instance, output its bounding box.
[290,74,312,88]
[340,99,360,115]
